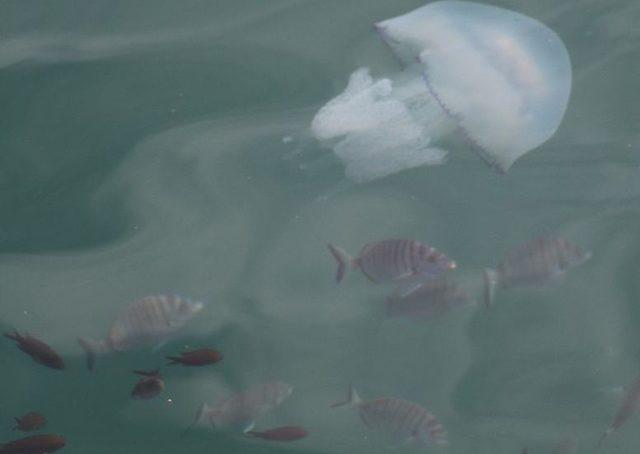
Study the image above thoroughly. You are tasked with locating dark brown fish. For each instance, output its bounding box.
[385,278,473,321]
[131,369,164,400]
[328,239,456,284]
[483,236,590,307]
[247,426,308,442]
[598,375,640,448]
[166,348,223,366]
[13,413,46,432]
[0,433,65,453]
[4,332,65,370]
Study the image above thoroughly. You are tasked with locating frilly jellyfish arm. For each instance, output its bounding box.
[375,1,572,173]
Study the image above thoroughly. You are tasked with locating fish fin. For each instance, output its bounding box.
[242,421,256,434]
[483,268,498,308]
[165,356,181,365]
[330,383,361,408]
[4,330,21,342]
[394,276,427,298]
[327,244,353,283]
[77,337,108,371]
[181,403,212,438]
[152,340,167,352]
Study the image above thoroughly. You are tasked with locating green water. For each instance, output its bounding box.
[1,0,639,453]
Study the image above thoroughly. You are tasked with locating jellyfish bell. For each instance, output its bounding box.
[311,1,572,181]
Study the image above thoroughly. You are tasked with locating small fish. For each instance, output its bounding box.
[167,348,223,367]
[77,295,204,370]
[0,434,66,453]
[598,375,640,448]
[184,382,293,435]
[331,384,447,447]
[4,331,65,370]
[483,236,590,307]
[386,278,473,320]
[131,369,164,400]
[327,239,456,284]
[247,426,308,442]
[13,412,46,432]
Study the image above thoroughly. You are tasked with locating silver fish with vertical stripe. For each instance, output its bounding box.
[327,239,456,284]
[77,295,204,370]
[331,385,447,447]
[386,278,473,321]
[186,382,293,434]
[483,236,590,307]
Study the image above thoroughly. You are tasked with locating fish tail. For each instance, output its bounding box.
[4,330,21,342]
[327,243,353,283]
[181,403,212,438]
[330,383,362,408]
[483,268,498,308]
[77,337,108,371]
[165,356,181,365]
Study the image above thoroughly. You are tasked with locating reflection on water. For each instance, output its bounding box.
[0,0,639,453]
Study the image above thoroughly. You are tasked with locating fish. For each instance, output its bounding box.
[483,236,590,307]
[4,331,65,370]
[77,295,204,370]
[13,412,46,432]
[598,375,640,448]
[0,434,66,453]
[246,426,308,442]
[331,384,447,447]
[131,369,164,400]
[327,239,456,285]
[166,348,223,367]
[385,278,473,321]
[184,382,293,435]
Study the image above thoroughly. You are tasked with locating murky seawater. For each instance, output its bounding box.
[1,1,639,453]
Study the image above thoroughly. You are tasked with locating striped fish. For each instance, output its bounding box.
[331,385,447,447]
[185,382,293,435]
[598,375,640,448]
[327,239,456,285]
[386,278,473,321]
[77,295,203,370]
[483,236,590,307]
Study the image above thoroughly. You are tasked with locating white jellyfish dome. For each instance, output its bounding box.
[311,1,572,181]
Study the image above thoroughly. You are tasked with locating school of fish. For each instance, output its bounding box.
[3,233,601,452]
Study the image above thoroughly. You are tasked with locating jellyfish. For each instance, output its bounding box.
[311,1,572,182]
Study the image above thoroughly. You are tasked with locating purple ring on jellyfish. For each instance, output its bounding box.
[311,1,572,181]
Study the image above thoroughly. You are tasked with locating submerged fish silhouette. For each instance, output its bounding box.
[483,236,590,307]
[13,412,46,432]
[77,295,204,370]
